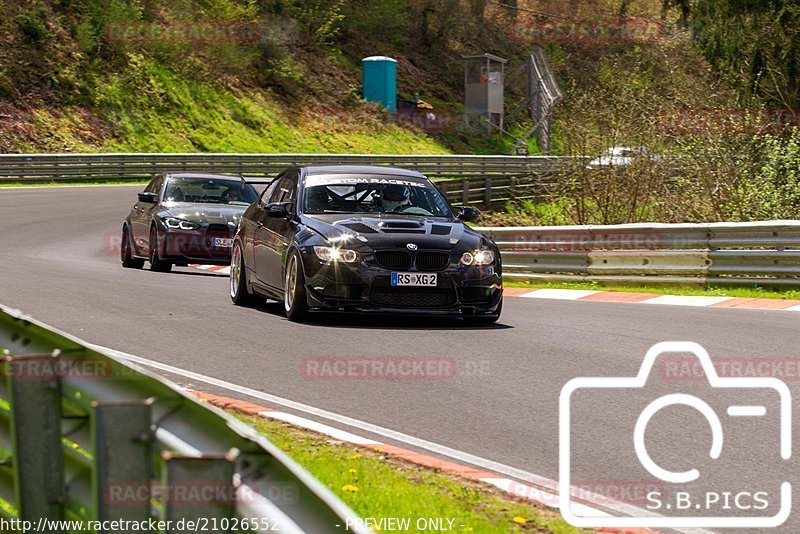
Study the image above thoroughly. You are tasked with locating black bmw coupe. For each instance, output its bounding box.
[230,165,503,323]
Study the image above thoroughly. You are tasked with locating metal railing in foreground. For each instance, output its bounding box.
[478,221,800,287]
[0,304,367,533]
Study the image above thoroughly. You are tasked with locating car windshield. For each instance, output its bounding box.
[303,174,452,217]
[164,177,258,206]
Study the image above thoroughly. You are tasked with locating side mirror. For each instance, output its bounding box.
[266,202,291,218]
[138,192,158,204]
[454,205,481,223]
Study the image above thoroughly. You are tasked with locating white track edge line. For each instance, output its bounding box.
[93,343,715,534]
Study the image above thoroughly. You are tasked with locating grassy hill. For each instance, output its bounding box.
[0,0,734,156]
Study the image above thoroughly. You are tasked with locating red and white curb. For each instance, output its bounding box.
[189,264,231,275]
[190,390,660,534]
[504,287,800,312]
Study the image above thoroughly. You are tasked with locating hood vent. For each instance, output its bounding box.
[431,225,451,235]
[378,220,425,234]
[379,221,423,229]
[342,223,378,234]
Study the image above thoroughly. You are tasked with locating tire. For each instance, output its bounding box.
[149,225,172,273]
[466,298,502,325]
[121,225,144,269]
[230,241,257,306]
[283,250,309,322]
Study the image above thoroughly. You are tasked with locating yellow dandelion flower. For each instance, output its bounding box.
[350,453,363,460]
[342,484,359,493]
[512,516,527,525]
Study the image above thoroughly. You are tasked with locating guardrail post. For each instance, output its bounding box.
[5,354,65,524]
[93,400,154,523]
[163,452,237,531]
[461,179,469,204]
[483,177,492,206]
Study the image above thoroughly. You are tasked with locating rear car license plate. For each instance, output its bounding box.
[391,273,437,287]
[211,237,233,248]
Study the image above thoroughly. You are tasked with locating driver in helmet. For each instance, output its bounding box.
[305,187,331,212]
[382,184,411,212]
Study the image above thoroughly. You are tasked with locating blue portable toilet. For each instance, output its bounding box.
[362,56,397,112]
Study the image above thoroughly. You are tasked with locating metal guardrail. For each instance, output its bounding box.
[478,221,800,286]
[0,304,368,533]
[0,153,572,182]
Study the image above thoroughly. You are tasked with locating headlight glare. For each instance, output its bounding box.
[461,249,495,266]
[314,246,359,263]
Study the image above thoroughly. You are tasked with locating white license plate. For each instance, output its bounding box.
[391,273,438,287]
[211,238,233,248]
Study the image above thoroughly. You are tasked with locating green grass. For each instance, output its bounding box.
[504,280,800,300]
[4,53,453,155]
[233,412,582,534]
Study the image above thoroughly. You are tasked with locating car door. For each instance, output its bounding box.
[254,173,297,289]
[140,175,165,251]
[131,176,162,252]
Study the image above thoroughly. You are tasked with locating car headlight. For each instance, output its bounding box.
[460,249,495,266]
[163,217,199,231]
[314,246,360,263]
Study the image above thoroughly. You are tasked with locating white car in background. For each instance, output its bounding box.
[587,146,658,168]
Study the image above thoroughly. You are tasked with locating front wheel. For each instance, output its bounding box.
[149,226,172,273]
[230,241,257,306]
[284,250,309,322]
[121,225,144,269]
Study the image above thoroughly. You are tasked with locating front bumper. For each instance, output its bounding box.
[301,252,502,317]
[159,227,235,265]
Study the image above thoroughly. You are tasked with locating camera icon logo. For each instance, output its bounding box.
[559,341,792,529]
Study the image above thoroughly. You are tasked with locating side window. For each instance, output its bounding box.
[280,174,298,203]
[269,175,295,204]
[144,177,160,194]
[151,176,165,198]
[261,174,284,205]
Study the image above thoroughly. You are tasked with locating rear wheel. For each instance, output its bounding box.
[230,241,257,306]
[120,225,144,269]
[149,226,172,273]
[284,251,309,322]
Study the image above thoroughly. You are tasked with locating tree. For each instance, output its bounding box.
[665,0,800,109]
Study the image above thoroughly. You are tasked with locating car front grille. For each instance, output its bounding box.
[374,250,450,271]
[369,287,456,308]
[374,250,413,270]
[415,252,450,271]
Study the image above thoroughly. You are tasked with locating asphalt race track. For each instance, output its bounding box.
[2,185,799,532]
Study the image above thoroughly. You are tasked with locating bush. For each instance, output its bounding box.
[15,10,48,42]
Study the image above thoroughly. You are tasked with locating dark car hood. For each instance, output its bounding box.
[161,202,248,226]
[302,214,483,250]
